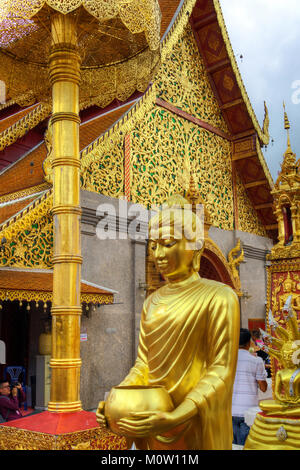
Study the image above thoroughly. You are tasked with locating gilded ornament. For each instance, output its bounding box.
[0,0,161,105]
[227,239,244,294]
[0,184,51,204]
[0,192,53,269]
[276,426,287,442]
[258,298,300,417]
[43,123,53,184]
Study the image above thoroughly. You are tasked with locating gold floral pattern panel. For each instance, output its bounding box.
[155,24,229,133]
[0,214,53,268]
[0,194,53,269]
[81,139,124,198]
[130,107,234,230]
[236,174,267,237]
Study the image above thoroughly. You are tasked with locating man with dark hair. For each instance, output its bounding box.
[232,328,268,446]
[0,380,25,422]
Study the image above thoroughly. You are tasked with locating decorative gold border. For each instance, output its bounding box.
[0,184,51,204]
[0,425,127,450]
[0,190,52,242]
[0,289,114,305]
[0,103,51,152]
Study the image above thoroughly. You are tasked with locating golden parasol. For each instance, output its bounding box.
[0,0,161,413]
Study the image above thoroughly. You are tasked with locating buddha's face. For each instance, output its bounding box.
[150,234,195,282]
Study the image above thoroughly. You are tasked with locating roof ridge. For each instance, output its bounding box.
[213,0,270,146]
[0,188,52,242]
[0,102,51,152]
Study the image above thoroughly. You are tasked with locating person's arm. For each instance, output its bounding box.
[16,384,26,403]
[256,357,268,392]
[0,394,19,411]
[258,380,268,392]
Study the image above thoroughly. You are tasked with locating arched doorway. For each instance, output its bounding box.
[200,248,234,289]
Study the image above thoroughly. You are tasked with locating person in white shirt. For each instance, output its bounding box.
[232,328,268,446]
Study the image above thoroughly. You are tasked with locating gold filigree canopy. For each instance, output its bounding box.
[0,0,161,106]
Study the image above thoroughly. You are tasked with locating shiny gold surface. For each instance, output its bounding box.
[0,423,126,450]
[227,239,244,295]
[105,386,174,436]
[244,413,300,450]
[0,0,161,106]
[97,196,240,449]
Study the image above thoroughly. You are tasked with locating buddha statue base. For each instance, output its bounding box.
[244,408,300,450]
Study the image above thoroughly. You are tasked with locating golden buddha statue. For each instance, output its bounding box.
[278,273,300,316]
[259,297,300,416]
[96,196,240,450]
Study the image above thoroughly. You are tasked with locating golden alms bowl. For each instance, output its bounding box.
[105,385,174,436]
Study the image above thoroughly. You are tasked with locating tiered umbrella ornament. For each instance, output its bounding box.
[0,0,161,413]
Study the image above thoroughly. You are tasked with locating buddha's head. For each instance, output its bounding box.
[148,195,204,282]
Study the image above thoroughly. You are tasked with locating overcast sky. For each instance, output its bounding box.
[219,0,300,181]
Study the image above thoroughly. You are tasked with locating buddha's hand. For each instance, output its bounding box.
[96,401,107,428]
[117,399,198,438]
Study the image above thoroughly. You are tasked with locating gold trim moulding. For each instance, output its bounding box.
[51,306,82,316]
[49,358,82,368]
[51,206,82,216]
[52,158,81,168]
[0,290,113,306]
[50,112,81,125]
[51,255,83,264]
[50,43,79,54]
[47,400,82,413]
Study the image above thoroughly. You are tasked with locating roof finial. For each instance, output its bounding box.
[283,101,291,150]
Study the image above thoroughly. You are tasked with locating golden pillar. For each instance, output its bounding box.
[48,14,82,412]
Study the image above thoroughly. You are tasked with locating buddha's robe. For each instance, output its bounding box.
[121,273,240,450]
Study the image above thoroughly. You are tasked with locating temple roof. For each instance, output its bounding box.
[0,0,277,237]
[0,267,116,305]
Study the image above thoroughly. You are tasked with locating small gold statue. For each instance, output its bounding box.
[259,296,300,416]
[96,196,240,449]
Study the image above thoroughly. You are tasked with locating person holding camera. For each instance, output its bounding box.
[0,380,25,422]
